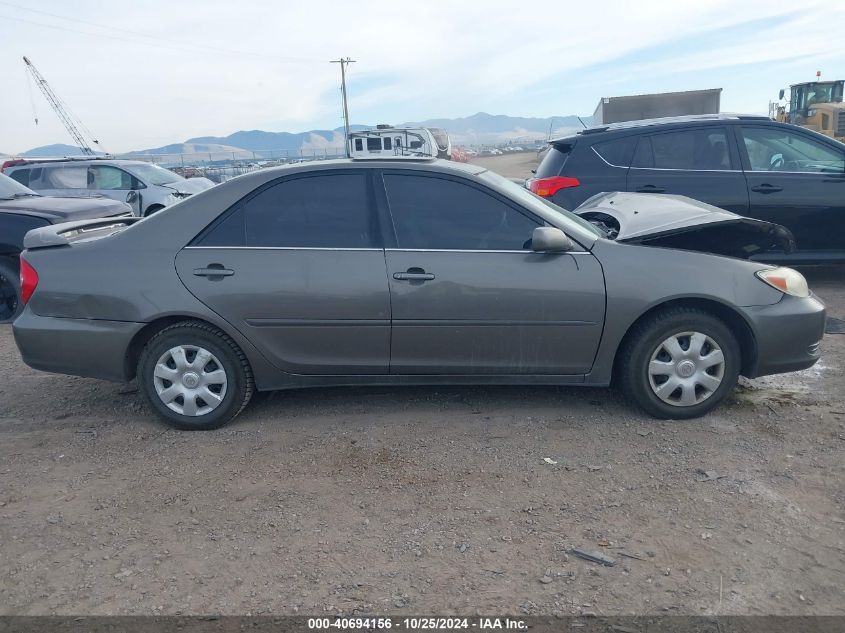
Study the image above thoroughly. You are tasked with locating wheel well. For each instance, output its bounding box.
[124,316,220,380]
[143,204,165,217]
[613,298,757,379]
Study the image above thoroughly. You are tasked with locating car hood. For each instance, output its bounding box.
[163,178,214,194]
[0,195,132,222]
[574,192,795,258]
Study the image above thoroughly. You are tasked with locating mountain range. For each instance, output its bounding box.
[9,112,592,159]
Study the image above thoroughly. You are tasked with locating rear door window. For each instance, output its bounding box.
[633,128,732,170]
[196,172,380,249]
[383,173,539,250]
[45,165,88,189]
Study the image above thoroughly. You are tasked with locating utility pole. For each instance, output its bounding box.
[330,57,355,157]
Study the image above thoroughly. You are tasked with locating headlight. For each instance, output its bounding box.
[755,267,809,297]
[172,192,191,199]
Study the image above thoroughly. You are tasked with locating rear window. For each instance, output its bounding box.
[534,141,574,178]
[8,169,30,187]
[592,136,637,167]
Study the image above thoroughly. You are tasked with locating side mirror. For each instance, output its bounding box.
[531,226,573,252]
[779,89,785,100]
[125,191,138,203]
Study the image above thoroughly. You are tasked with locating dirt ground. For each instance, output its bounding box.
[1,154,843,616]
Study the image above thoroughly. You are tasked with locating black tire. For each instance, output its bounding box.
[0,260,22,324]
[137,321,254,430]
[144,204,166,217]
[617,307,741,419]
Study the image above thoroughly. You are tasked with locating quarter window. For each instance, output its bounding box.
[592,137,637,167]
[632,129,732,170]
[739,126,845,173]
[197,173,379,248]
[383,174,540,250]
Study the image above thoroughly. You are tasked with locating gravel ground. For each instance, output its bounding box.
[0,153,843,616]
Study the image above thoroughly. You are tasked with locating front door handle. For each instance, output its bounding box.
[193,264,234,279]
[750,184,783,194]
[636,185,665,193]
[393,267,435,281]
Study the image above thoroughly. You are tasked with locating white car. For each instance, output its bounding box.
[4,159,214,217]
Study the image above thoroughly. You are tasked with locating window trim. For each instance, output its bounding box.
[376,169,546,252]
[629,125,741,173]
[735,123,845,175]
[188,169,384,249]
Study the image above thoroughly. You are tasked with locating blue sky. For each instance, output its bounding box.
[1,0,844,152]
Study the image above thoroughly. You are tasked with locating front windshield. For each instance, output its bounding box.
[478,169,604,238]
[0,172,39,199]
[126,163,184,186]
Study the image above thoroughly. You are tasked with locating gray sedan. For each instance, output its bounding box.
[12,159,825,430]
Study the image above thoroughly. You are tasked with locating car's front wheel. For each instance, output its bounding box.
[0,260,22,324]
[618,308,741,419]
[137,321,254,430]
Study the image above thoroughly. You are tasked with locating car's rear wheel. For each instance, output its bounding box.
[137,321,254,430]
[618,307,740,419]
[0,260,22,324]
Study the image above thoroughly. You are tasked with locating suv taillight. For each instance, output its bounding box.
[1,159,26,173]
[527,176,580,197]
[19,256,38,305]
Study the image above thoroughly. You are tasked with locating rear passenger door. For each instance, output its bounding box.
[38,164,92,198]
[626,126,749,214]
[176,170,391,375]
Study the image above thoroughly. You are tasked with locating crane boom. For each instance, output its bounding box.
[22,56,99,156]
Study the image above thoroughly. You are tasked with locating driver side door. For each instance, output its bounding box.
[738,124,845,255]
[380,171,606,375]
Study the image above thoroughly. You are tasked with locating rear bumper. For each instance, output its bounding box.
[742,293,826,378]
[12,308,143,382]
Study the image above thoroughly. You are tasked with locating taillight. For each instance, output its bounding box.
[1,159,26,173]
[527,176,580,197]
[19,256,38,304]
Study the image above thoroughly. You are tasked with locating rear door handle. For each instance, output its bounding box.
[636,185,665,193]
[193,264,234,278]
[750,184,783,194]
[393,267,435,281]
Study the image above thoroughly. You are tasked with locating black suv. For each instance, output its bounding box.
[528,114,845,262]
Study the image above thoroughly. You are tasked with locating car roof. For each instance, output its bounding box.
[550,113,772,143]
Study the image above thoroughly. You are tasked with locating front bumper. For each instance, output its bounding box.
[742,293,826,378]
[12,307,143,382]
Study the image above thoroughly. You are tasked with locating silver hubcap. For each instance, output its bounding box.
[153,345,227,417]
[647,331,725,407]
